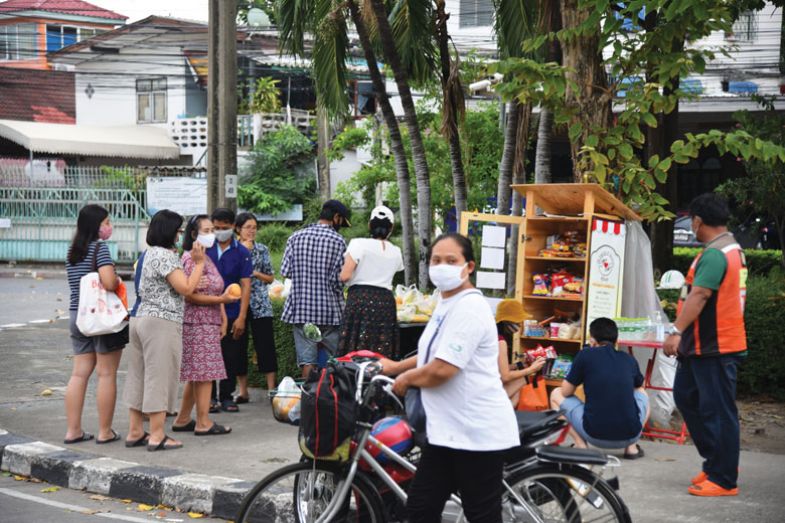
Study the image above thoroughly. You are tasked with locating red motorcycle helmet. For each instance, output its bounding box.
[365,416,414,465]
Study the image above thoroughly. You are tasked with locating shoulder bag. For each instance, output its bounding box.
[75,243,128,337]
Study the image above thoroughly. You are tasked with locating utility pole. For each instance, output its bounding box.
[207,0,238,212]
[207,0,220,213]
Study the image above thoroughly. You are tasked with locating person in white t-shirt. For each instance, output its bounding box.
[337,205,404,358]
[382,233,519,523]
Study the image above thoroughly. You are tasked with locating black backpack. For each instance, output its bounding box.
[298,363,358,461]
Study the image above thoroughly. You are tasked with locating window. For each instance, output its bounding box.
[137,78,168,123]
[46,25,98,52]
[727,11,757,41]
[460,0,493,28]
[0,23,38,60]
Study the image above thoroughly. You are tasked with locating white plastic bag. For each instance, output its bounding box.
[272,376,302,425]
[76,273,128,336]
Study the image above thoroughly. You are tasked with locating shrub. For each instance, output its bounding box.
[673,247,782,277]
[257,223,294,253]
[246,298,300,388]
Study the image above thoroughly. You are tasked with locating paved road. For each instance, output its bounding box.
[0,474,226,522]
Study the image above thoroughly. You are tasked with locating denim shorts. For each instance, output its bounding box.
[560,390,649,449]
[292,324,340,366]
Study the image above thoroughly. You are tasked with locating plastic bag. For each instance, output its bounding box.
[76,273,128,336]
[272,376,302,425]
[268,279,285,299]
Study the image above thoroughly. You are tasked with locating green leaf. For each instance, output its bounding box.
[619,143,634,160]
[585,134,600,148]
[648,154,660,169]
[659,157,673,172]
[568,123,583,142]
[642,113,658,128]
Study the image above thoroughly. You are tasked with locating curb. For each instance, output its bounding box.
[0,429,254,519]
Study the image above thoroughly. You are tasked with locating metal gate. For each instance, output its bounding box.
[0,165,150,264]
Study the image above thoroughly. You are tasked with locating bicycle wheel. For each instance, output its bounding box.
[236,461,385,523]
[502,463,631,523]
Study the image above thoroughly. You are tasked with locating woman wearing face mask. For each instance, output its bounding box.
[337,206,404,358]
[235,212,277,395]
[171,215,237,436]
[65,204,124,445]
[495,299,546,405]
[123,210,208,451]
[382,233,519,523]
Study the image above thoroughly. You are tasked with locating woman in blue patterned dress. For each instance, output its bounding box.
[235,212,277,396]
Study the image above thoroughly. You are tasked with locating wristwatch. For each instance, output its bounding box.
[667,325,682,337]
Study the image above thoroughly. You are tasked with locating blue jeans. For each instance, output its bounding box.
[674,354,743,490]
[560,391,649,449]
[292,324,340,367]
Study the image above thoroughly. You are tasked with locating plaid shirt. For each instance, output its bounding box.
[280,223,346,325]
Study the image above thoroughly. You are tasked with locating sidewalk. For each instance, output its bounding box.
[1,321,784,521]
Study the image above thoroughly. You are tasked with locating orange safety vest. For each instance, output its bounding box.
[677,233,747,358]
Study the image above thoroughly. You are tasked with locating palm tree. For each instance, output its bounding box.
[533,0,560,185]
[370,0,433,287]
[347,0,417,285]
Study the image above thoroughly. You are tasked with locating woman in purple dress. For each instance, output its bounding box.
[172,215,237,436]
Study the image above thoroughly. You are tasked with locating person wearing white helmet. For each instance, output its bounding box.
[338,205,404,358]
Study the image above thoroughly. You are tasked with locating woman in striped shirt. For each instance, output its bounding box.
[65,204,124,445]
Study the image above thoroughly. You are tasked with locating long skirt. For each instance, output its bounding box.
[338,285,399,359]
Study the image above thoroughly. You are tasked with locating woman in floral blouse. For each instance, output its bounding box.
[235,212,277,395]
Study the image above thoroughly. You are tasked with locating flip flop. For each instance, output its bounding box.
[194,423,232,436]
[125,432,150,448]
[172,420,196,432]
[96,429,121,444]
[623,444,645,460]
[147,435,183,452]
[64,432,94,444]
[221,400,239,413]
[235,396,250,404]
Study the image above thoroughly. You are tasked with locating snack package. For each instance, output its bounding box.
[550,270,573,296]
[549,355,574,379]
[532,273,550,295]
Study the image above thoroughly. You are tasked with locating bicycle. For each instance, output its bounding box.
[238,358,632,522]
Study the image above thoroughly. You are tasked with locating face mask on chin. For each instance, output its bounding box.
[428,263,468,292]
[214,229,234,243]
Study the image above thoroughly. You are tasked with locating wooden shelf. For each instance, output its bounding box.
[523,295,584,302]
[524,216,588,224]
[520,335,582,344]
[525,256,586,262]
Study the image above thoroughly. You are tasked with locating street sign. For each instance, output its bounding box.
[225,174,238,199]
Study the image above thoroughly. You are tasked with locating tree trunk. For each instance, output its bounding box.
[560,0,612,181]
[316,104,331,199]
[507,102,532,293]
[370,0,432,288]
[534,108,553,184]
[497,101,518,215]
[348,0,416,286]
[435,0,467,216]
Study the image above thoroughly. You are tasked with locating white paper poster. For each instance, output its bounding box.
[146,177,207,216]
[481,225,506,248]
[585,218,627,337]
[480,247,505,270]
[476,271,507,290]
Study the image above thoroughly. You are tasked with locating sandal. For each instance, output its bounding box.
[172,420,196,432]
[221,400,239,413]
[125,432,150,448]
[147,435,183,452]
[209,401,221,414]
[194,423,232,436]
[623,444,645,460]
[96,429,121,444]
[235,396,250,404]
[64,432,94,444]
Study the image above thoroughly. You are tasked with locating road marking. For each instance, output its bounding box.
[0,323,26,328]
[0,487,155,522]
[29,319,54,324]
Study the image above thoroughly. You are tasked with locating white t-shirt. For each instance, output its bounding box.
[345,238,404,290]
[417,289,519,451]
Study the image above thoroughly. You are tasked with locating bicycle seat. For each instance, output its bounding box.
[536,445,609,466]
[516,410,565,442]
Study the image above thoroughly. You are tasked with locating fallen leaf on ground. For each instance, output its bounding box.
[30,478,42,483]
[121,499,132,504]
[41,389,53,396]
[187,512,205,519]
[654,457,676,462]
[13,475,27,481]
[157,504,174,510]
[156,511,168,518]
[89,494,110,501]
[81,510,100,515]
[1,472,10,477]
[137,503,155,511]
[40,486,60,493]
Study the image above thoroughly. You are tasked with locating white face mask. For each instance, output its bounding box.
[428,263,468,292]
[196,232,216,249]
[214,229,234,243]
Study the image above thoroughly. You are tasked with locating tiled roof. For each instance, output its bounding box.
[0,0,127,21]
[0,66,75,124]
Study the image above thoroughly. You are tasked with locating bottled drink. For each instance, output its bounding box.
[651,311,665,342]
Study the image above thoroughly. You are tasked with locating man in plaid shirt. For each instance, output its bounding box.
[281,200,351,377]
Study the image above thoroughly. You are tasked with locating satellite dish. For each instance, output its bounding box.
[247,7,271,27]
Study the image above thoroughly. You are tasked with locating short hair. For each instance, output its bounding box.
[369,217,393,239]
[689,193,730,227]
[428,233,475,273]
[147,209,183,249]
[235,211,258,230]
[211,207,235,225]
[183,214,209,252]
[589,317,618,345]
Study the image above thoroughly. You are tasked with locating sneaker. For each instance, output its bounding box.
[688,479,738,497]
[691,471,708,486]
